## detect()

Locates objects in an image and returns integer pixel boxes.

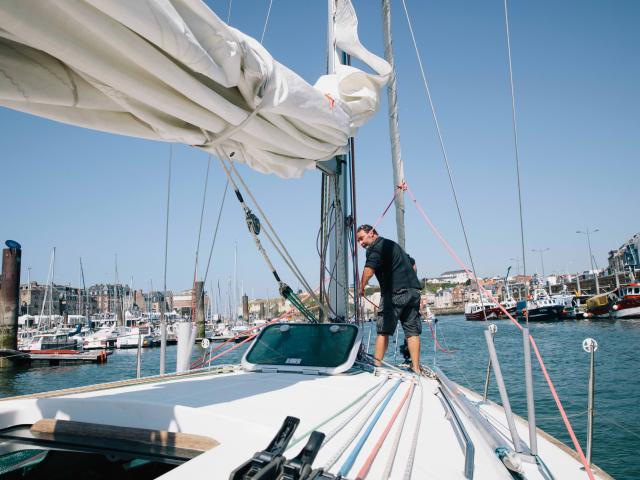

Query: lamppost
[509,257,521,276]
[532,248,550,282]
[577,228,600,294]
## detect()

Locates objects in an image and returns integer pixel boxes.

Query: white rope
[402,378,423,480]
[382,380,415,479]
[260,0,274,44]
[321,378,389,447]
[226,0,232,23]
[503,0,527,280]
[399,0,488,320]
[323,378,396,471]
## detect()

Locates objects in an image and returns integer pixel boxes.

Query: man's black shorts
[376,288,422,337]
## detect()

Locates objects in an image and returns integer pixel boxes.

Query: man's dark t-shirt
[365,236,421,295]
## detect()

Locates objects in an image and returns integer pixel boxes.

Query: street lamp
[532,248,550,281]
[509,257,521,276]
[577,228,600,293]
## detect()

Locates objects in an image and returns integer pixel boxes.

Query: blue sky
[1,0,638,299]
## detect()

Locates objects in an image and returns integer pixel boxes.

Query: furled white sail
[0,0,390,178]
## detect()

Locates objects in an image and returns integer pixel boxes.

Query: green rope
[286,380,384,451]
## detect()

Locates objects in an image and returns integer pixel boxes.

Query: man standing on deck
[356,224,422,373]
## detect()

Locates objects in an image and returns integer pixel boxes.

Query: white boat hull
[613,305,640,319]
[0,366,613,480]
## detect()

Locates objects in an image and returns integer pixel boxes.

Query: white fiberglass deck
[0,366,610,479]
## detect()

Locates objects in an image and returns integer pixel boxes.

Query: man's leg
[406,335,421,373]
[374,334,389,366]
[396,289,423,373]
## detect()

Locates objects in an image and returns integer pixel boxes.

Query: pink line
[404,182,595,479]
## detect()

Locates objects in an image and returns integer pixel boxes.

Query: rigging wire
[226,0,232,23]
[193,155,212,280]
[160,144,173,376]
[503,0,527,282]
[201,179,229,291]
[399,0,488,322]
[260,0,274,44]
[227,161,321,310]
[215,152,319,322]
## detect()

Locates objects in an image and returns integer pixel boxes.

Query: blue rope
[338,379,402,477]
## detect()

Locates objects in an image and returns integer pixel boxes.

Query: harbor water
[1,316,638,479]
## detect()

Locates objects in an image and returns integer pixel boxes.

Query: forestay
[0,0,390,178]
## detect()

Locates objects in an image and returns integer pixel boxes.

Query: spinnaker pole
[382,0,406,249]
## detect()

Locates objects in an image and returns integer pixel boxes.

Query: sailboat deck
[0,366,610,479]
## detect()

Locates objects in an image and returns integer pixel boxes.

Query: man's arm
[360,266,375,296]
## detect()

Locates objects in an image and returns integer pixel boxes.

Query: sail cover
[0,0,389,178]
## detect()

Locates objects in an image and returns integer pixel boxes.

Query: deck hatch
[242,323,361,375]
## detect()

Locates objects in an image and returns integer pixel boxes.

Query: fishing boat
[584,293,613,319]
[524,289,564,322]
[551,292,577,319]
[499,298,518,317]
[611,282,640,318]
[464,300,502,321]
[0,1,612,479]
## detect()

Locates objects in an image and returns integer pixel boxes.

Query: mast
[381,0,406,249]
[318,0,349,321]
[79,258,88,324]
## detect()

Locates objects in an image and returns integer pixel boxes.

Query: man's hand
[360,266,375,298]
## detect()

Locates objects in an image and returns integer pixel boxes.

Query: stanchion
[583,338,598,468]
[483,324,497,401]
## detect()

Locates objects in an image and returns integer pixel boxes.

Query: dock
[0,349,111,365]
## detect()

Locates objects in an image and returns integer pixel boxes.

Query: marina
[0,318,638,479]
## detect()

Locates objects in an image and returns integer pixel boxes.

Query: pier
[0,349,110,365]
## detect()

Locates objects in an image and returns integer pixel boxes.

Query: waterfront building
[434,288,453,309]
[608,232,640,274]
[438,269,470,284]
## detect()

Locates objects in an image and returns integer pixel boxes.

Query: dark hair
[356,224,378,235]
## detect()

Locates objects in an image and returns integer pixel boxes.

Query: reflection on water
[1,316,639,479]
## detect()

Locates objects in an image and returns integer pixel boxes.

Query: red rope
[426,320,458,354]
[404,182,594,479]
[355,382,415,480]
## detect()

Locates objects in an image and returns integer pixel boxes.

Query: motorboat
[115,325,154,349]
[23,333,79,352]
